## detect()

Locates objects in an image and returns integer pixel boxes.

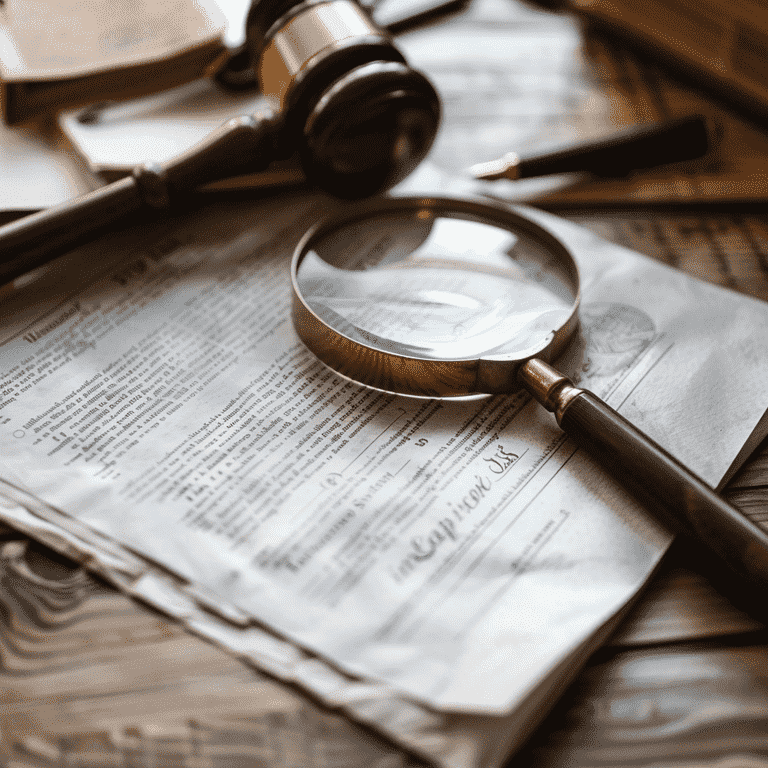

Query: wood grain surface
[3,0,768,763]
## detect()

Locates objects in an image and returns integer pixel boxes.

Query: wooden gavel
[0,0,442,286]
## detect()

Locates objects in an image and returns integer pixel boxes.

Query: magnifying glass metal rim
[291,195,768,607]
[290,195,582,397]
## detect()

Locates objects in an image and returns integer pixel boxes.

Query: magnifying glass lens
[296,208,576,361]
[292,198,768,600]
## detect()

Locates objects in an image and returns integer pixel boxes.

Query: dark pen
[469,115,711,181]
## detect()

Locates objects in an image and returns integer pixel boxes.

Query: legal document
[0,191,767,766]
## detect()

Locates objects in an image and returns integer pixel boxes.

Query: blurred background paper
[58,79,305,190]
[0,118,98,214]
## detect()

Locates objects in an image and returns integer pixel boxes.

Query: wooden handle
[0,177,144,285]
[518,357,768,596]
[0,110,281,286]
[559,390,768,590]
[149,110,280,200]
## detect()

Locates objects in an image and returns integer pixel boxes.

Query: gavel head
[246,0,441,197]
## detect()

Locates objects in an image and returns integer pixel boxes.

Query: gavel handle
[0,179,144,285]
[0,110,280,286]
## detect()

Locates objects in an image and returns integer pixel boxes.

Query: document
[0,119,98,212]
[0,190,767,766]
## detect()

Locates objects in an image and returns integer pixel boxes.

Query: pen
[469,115,711,181]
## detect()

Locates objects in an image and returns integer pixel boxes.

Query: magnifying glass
[291,195,768,595]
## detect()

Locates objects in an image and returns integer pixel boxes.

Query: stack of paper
[0,188,766,767]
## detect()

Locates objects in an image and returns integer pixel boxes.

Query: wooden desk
[2,0,768,764]
[1,203,766,767]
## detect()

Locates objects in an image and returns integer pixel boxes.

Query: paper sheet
[0,188,766,722]
[0,118,99,211]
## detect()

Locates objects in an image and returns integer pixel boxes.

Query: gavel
[0,0,441,286]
